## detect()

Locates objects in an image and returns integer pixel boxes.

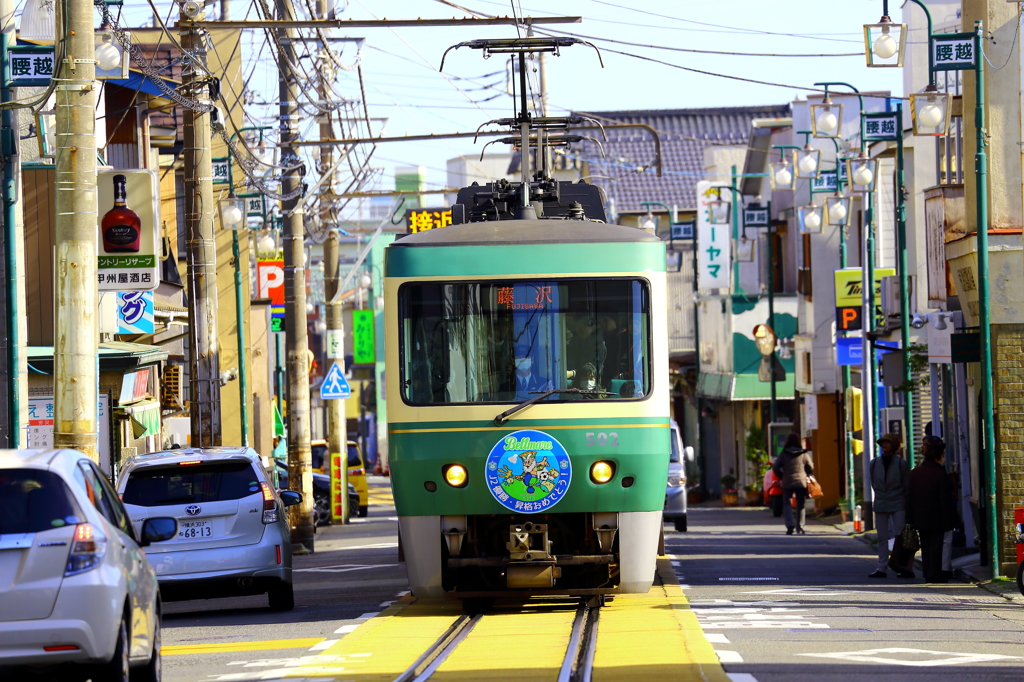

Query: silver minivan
[664,420,694,532]
[117,447,302,611]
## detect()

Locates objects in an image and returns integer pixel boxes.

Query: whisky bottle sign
[96,169,161,292]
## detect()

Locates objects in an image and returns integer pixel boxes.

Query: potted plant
[743,483,761,503]
[720,475,738,506]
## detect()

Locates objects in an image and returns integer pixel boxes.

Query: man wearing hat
[868,433,913,578]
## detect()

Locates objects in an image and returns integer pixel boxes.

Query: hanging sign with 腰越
[695,181,730,290]
[811,170,838,194]
[862,111,901,142]
[743,205,769,228]
[931,32,978,71]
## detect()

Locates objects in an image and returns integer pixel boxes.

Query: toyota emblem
[185,505,201,516]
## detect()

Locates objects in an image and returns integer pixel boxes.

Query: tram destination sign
[406,208,453,233]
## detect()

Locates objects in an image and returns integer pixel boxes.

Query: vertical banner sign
[834,267,896,331]
[257,248,286,331]
[96,169,161,291]
[696,180,731,290]
[352,310,376,364]
[116,291,155,334]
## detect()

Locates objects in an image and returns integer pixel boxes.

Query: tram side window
[399,279,650,404]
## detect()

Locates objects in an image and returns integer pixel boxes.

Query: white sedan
[0,449,177,681]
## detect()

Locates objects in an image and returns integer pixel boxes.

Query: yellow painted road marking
[284,596,462,680]
[432,603,578,681]
[162,638,324,656]
[591,558,730,682]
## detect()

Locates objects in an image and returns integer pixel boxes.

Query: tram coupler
[507,562,561,589]
[507,522,553,560]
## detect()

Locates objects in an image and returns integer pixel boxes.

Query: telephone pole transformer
[52,0,99,458]
[181,5,222,447]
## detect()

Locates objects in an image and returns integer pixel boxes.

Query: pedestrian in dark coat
[772,434,813,535]
[907,437,955,583]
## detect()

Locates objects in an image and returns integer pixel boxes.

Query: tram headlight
[443,464,468,488]
[590,461,615,484]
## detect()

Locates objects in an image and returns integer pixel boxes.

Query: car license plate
[177,520,213,539]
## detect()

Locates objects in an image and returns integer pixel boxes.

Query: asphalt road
[672,506,1024,682]
[31,479,1024,681]
[162,476,405,682]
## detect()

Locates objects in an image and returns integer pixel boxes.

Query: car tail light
[65,524,107,576]
[276,545,282,565]
[178,460,202,466]
[261,482,278,524]
[349,468,364,476]
[44,645,80,652]
[668,474,682,487]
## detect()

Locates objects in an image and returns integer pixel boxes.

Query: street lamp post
[815,81,875,524]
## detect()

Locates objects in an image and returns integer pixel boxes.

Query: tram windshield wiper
[493,389,616,426]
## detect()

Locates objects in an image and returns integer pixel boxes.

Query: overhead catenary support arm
[183,16,582,30]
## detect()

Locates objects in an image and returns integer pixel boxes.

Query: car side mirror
[140,517,178,547]
[280,490,302,507]
[684,446,695,463]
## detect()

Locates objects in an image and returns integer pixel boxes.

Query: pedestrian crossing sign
[320,362,351,400]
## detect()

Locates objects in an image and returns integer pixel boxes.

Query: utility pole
[317,0,348,524]
[52,0,98,458]
[895,102,915,463]
[324,230,348,523]
[182,3,222,447]
[277,0,315,552]
[1,0,25,449]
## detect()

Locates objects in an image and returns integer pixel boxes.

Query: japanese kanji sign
[242,193,266,219]
[696,181,731,291]
[862,112,901,142]
[932,32,978,71]
[670,221,695,239]
[406,208,453,233]
[212,158,230,185]
[352,310,376,365]
[811,170,838,194]
[743,206,769,228]
[97,170,161,292]
[28,395,111,474]
[7,46,54,87]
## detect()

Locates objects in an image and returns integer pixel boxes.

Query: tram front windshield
[400,279,650,404]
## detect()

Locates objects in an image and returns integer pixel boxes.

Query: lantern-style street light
[825,194,852,227]
[219,194,246,231]
[863,14,906,67]
[795,145,821,180]
[847,155,879,193]
[798,204,824,234]
[909,85,952,136]
[708,192,731,225]
[770,158,795,191]
[810,97,843,138]
[734,236,756,263]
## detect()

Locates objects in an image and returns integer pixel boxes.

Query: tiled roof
[572,105,792,213]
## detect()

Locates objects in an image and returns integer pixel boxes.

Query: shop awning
[28,342,168,373]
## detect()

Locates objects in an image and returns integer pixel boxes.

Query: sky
[30,0,908,208]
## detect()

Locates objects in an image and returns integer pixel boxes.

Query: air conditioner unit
[879,276,914,329]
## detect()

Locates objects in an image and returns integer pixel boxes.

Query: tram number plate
[177,521,213,539]
[585,432,619,447]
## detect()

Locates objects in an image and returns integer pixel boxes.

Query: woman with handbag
[772,434,813,535]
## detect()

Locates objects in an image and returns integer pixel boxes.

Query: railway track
[392,598,602,682]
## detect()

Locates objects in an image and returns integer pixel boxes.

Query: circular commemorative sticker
[485,429,571,513]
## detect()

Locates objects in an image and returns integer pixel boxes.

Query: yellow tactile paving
[591,558,730,682]
[432,602,580,681]
[284,596,463,680]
